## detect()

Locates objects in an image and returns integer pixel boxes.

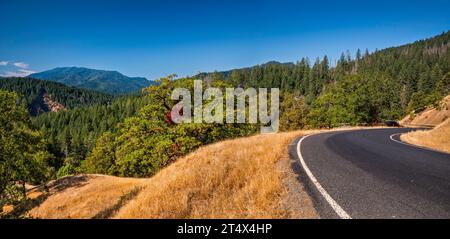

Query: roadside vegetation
[206,32,450,126]
[401,95,450,127]
[1,31,449,217]
[0,90,52,214]
[400,94,449,153]
[113,131,316,219]
[401,117,450,153]
[24,131,317,219]
[27,175,147,219]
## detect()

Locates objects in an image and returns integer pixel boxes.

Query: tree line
[0,77,114,116]
[203,31,450,127]
[1,31,449,216]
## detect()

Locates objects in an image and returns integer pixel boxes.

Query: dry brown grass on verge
[20,127,385,219]
[18,127,388,219]
[24,130,319,219]
[114,131,317,219]
[27,175,147,219]
[401,95,450,127]
[401,118,450,153]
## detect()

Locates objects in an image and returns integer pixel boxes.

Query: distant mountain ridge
[30,67,153,95]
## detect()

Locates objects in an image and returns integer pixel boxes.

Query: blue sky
[0,0,449,80]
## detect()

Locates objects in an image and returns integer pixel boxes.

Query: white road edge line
[296,135,352,219]
[389,133,411,146]
[389,132,450,155]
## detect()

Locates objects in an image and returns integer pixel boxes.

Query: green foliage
[307,74,403,128]
[81,132,117,175]
[0,77,113,115]
[31,94,152,173]
[201,31,450,127]
[56,164,77,179]
[84,76,256,177]
[199,59,331,98]
[0,184,27,208]
[307,79,358,128]
[29,67,153,95]
[2,31,448,191]
[0,90,52,210]
[355,31,450,113]
[436,72,450,96]
[406,90,443,114]
[279,92,309,131]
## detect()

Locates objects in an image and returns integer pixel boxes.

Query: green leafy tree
[84,76,256,177]
[0,90,52,210]
[307,74,394,128]
[279,92,309,131]
[81,132,117,175]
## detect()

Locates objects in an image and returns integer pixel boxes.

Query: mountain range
[30,67,153,95]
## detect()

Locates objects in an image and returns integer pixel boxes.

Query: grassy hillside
[2,32,449,218]
[29,32,450,178]
[21,131,318,219]
[24,175,147,219]
[401,118,450,153]
[400,95,450,153]
[401,95,450,127]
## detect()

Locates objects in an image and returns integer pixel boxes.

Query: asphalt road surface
[290,128,450,219]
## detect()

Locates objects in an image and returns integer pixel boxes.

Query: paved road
[290,128,450,219]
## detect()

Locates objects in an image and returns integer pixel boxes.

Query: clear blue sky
[0,0,449,79]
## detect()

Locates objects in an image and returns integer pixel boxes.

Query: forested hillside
[81,76,256,177]
[0,77,113,115]
[31,76,256,178]
[200,31,450,127]
[2,31,449,216]
[31,94,153,176]
[30,67,153,95]
[24,31,450,178]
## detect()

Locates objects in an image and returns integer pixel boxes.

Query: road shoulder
[279,138,319,218]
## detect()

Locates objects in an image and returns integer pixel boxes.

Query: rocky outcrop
[30,88,65,116]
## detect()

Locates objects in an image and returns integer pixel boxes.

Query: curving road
[290,128,450,219]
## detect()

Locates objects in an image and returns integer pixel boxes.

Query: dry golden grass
[113,130,317,219]
[20,127,384,219]
[27,175,147,219]
[401,118,450,153]
[401,95,450,127]
[23,131,318,219]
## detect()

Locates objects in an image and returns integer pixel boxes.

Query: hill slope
[0,77,113,116]
[401,95,450,127]
[30,67,153,95]
[25,131,317,219]
[31,94,152,164]
[401,118,450,153]
[199,31,450,123]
